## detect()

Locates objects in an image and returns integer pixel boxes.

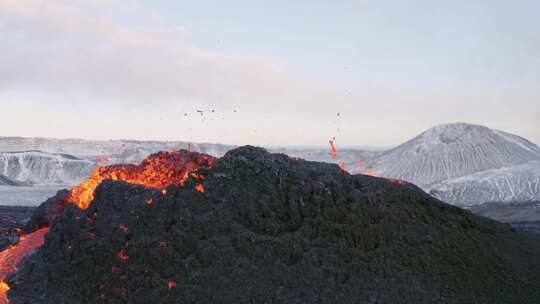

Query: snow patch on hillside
[0,151,94,186]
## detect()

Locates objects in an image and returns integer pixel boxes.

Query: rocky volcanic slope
[0,151,94,186]
[7,147,540,304]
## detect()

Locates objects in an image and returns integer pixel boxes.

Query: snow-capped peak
[363,123,540,187]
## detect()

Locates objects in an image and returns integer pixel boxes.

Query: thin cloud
[0,0,538,146]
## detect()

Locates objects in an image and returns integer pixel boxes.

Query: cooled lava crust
[7,146,540,303]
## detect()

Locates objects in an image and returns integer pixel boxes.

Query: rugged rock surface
[7,146,540,303]
[22,190,71,233]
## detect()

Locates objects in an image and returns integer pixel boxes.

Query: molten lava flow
[69,151,215,209]
[0,282,9,304]
[0,151,215,303]
[0,228,48,304]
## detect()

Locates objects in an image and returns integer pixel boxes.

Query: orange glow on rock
[68,151,215,209]
[0,228,48,304]
[119,225,128,233]
[191,172,205,179]
[0,282,10,304]
[117,248,129,261]
[0,151,215,303]
[195,184,205,193]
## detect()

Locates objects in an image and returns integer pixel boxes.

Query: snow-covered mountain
[0,151,94,186]
[0,136,381,166]
[428,161,540,206]
[360,123,540,187]
[0,137,234,164]
[353,123,540,206]
[0,175,30,186]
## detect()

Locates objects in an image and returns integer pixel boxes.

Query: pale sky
[0,0,539,147]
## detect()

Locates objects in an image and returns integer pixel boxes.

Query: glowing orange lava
[0,150,215,303]
[329,137,338,160]
[68,151,215,209]
[0,282,9,304]
[195,184,205,193]
[0,228,48,304]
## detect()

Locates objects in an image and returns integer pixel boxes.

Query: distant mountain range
[1,123,539,208]
[0,137,380,186]
[354,123,540,206]
[0,137,234,164]
[0,151,94,186]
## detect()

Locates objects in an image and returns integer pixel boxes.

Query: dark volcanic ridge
[6,146,540,304]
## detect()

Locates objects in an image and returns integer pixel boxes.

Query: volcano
[0,150,215,304]
[2,146,540,303]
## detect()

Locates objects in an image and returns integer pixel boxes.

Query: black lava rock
[7,146,540,303]
[23,189,70,233]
